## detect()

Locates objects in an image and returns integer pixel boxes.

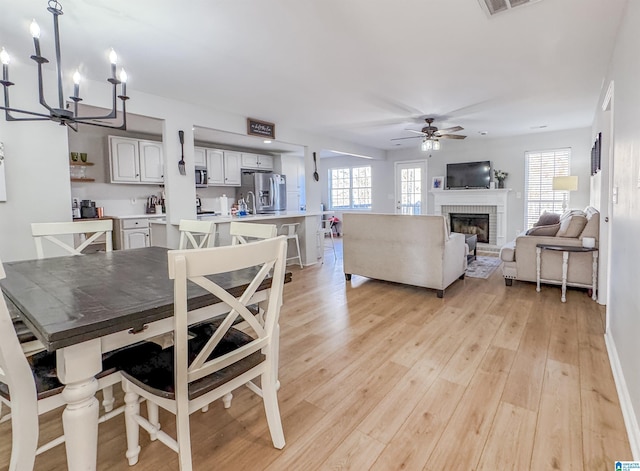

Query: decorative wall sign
[247,118,275,139]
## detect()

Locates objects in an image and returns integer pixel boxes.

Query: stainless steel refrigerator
[239,171,287,213]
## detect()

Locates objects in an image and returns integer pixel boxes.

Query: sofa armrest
[443,232,467,286]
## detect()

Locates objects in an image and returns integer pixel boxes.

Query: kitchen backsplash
[72,182,237,216]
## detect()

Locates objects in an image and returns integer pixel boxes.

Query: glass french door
[395,161,426,215]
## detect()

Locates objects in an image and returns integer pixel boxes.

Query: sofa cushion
[560,209,586,221]
[535,211,561,227]
[556,215,588,237]
[526,223,561,236]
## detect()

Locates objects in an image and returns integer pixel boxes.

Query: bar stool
[279,223,303,268]
[318,219,336,263]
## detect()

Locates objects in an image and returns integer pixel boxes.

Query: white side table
[536,244,598,303]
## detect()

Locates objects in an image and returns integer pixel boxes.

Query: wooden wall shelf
[69,161,94,166]
[70,178,96,182]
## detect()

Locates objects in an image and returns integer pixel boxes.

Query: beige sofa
[342,213,467,298]
[500,206,600,287]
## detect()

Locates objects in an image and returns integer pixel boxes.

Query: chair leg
[222,392,233,409]
[123,381,141,466]
[294,236,303,268]
[102,384,115,413]
[261,368,285,449]
[176,405,193,471]
[147,401,160,441]
[329,231,336,260]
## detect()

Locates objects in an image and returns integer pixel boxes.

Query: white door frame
[602,81,614,329]
[394,160,427,215]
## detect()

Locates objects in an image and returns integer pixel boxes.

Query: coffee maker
[80,200,97,218]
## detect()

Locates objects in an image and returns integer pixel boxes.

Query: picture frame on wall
[432,176,444,190]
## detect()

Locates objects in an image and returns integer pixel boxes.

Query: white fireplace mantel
[431,189,510,246]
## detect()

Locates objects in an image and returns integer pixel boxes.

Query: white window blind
[329,166,372,210]
[524,148,570,228]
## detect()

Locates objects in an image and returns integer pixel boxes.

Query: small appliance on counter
[80,200,97,218]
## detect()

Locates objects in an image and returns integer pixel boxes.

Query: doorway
[394,161,427,215]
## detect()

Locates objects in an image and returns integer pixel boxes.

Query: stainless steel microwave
[195,166,208,188]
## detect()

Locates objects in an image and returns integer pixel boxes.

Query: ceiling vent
[478,0,542,16]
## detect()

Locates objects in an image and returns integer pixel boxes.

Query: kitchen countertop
[110,214,166,219]
[110,211,320,226]
[197,210,320,223]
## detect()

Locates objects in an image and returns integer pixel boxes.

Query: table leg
[56,340,103,471]
[561,251,569,303]
[536,247,541,292]
[592,251,598,301]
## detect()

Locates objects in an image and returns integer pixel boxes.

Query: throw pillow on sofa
[535,211,561,227]
[556,215,588,237]
[526,223,561,236]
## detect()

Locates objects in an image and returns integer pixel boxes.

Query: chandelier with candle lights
[0,0,129,131]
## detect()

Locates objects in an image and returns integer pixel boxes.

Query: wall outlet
[516,192,522,199]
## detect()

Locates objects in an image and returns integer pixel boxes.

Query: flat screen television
[446,161,491,189]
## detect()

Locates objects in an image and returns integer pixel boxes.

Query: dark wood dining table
[0,246,291,471]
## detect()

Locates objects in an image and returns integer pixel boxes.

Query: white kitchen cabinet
[241,153,273,170]
[281,155,306,210]
[124,229,150,249]
[207,149,241,186]
[114,217,152,250]
[194,147,207,167]
[139,141,164,183]
[109,136,164,184]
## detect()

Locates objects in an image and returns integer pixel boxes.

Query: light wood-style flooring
[0,239,633,470]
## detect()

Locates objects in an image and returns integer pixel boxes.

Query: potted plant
[494,169,508,188]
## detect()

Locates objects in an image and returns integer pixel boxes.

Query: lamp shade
[552,176,578,191]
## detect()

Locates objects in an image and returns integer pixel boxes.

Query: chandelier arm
[52,9,65,110]
[2,106,52,120]
[35,62,54,113]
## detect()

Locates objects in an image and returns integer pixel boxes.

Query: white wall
[319,128,592,240]
[596,0,640,458]
[0,66,73,262]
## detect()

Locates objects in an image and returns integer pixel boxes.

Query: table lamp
[553,176,578,211]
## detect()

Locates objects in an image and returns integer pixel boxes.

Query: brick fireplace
[431,189,509,247]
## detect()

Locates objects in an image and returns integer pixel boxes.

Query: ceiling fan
[391,117,467,143]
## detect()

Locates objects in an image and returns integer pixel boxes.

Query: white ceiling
[1,0,627,153]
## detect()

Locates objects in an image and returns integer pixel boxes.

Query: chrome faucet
[247,191,257,215]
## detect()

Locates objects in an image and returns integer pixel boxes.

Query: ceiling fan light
[433,140,441,150]
[421,139,428,152]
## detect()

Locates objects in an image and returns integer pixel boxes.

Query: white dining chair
[178,219,216,249]
[230,221,277,245]
[30,219,119,411]
[120,237,288,470]
[31,220,113,259]
[278,223,303,268]
[318,219,336,262]
[0,259,160,468]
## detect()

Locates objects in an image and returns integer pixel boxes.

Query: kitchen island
[149,211,323,265]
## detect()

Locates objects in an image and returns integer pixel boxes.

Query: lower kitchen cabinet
[113,217,152,250]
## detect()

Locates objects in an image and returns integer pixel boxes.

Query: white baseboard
[605,330,640,460]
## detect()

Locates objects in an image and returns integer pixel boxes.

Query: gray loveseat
[500,206,600,287]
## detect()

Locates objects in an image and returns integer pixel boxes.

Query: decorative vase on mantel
[497,179,505,189]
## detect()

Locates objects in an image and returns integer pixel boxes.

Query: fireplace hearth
[450,213,490,243]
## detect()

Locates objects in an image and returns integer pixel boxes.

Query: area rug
[466,255,501,279]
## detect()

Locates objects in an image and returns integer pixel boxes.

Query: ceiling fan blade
[390,135,423,141]
[436,126,464,134]
[405,129,427,135]
[439,134,467,140]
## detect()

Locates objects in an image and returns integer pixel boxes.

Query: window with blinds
[524,148,570,228]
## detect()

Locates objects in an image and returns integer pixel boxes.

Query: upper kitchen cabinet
[109,136,164,184]
[194,147,207,167]
[207,149,241,186]
[241,153,273,170]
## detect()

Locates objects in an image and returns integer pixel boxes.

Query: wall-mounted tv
[446,161,491,189]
